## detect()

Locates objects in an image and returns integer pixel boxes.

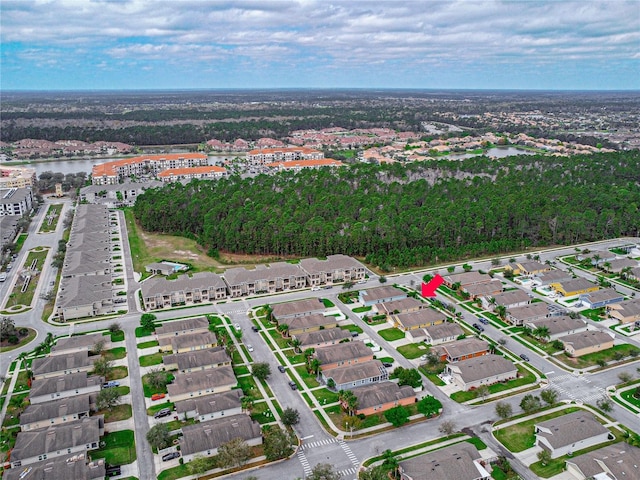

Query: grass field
[91,430,136,465]
[397,342,429,359]
[5,248,49,307]
[100,404,133,423]
[137,340,159,349]
[139,352,164,367]
[39,204,63,233]
[378,327,405,341]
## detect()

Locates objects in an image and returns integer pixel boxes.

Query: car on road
[162,452,180,461]
[519,353,530,362]
[323,285,333,290]
[0,273,6,282]
[311,286,321,291]
[472,323,485,332]
[102,381,120,388]
[151,393,166,401]
[49,281,55,286]
[154,408,172,419]
[277,365,286,373]
[478,317,489,325]
[251,325,259,332]
[234,323,241,330]
[289,381,298,390]
[246,344,254,352]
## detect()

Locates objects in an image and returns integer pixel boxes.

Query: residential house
[392,309,446,332]
[141,272,228,310]
[506,303,551,326]
[535,411,612,459]
[525,316,588,341]
[155,316,210,340]
[175,389,243,422]
[321,360,388,391]
[607,298,640,324]
[265,158,344,171]
[534,270,573,287]
[482,290,530,311]
[223,262,307,297]
[422,323,464,345]
[92,153,209,185]
[292,328,351,349]
[4,454,105,480]
[246,146,324,165]
[180,414,262,463]
[442,271,492,289]
[286,313,337,336]
[561,331,614,357]
[359,286,407,306]
[575,250,616,266]
[505,261,551,276]
[578,288,625,309]
[10,416,104,468]
[166,366,236,403]
[163,347,231,373]
[350,382,416,416]
[271,298,325,319]
[79,181,162,206]
[157,165,227,182]
[629,266,640,281]
[435,338,489,363]
[445,354,517,390]
[159,331,217,354]
[31,352,95,380]
[398,442,490,480]
[376,297,422,317]
[565,443,640,480]
[20,394,91,431]
[315,341,373,371]
[50,333,108,357]
[55,275,115,321]
[603,258,638,274]
[463,280,504,299]
[0,187,34,216]
[0,215,19,249]
[299,254,366,286]
[29,372,102,404]
[551,278,599,297]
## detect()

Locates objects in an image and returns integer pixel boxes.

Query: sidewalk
[0,359,22,427]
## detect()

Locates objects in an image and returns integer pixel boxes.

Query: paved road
[1,227,638,480]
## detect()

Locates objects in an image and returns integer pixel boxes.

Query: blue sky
[2,0,639,91]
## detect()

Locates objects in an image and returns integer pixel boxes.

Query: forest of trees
[133,151,640,269]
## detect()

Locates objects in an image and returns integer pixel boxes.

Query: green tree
[495,402,513,419]
[281,407,300,427]
[146,368,170,390]
[308,463,341,480]
[393,367,422,388]
[438,420,456,436]
[384,405,409,427]
[338,390,358,416]
[263,425,293,461]
[597,398,613,413]
[187,455,212,479]
[416,396,442,417]
[252,362,271,381]
[217,437,252,469]
[96,388,121,411]
[520,394,542,413]
[475,385,490,401]
[540,389,558,405]
[140,313,157,331]
[92,357,113,377]
[146,423,171,450]
[537,449,551,466]
[91,338,106,355]
[109,322,121,334]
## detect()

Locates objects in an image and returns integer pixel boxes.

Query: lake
[444,146,537,160]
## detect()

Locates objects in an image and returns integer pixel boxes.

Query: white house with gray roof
[525,316,588,340]
[159,331,217,354]
[163,347,231,373]
[398,442,490,480]
[175,389,243,421]
[55,275,115,321]
[271,298,325,319]
[50,333,107,357]
[4,454,105,480]
[10,416,104,468]
[299,254,366,286]
[167,366,236,402]
[31,352,96,380]
[155,316,209,339]
[20,394,92,431]
[141,272,228,310]
[445,354,517,390]
[565,443,640,480]
[29,372,102,404]
[535,411,612,458]
[180,414,262,462]
[292,327,351,348]
[321,360,388,391]
[223,262,307,297]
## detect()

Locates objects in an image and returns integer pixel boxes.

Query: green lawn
[581,307,606,322]
[106,366,128,381]
[378,327,405,341]
[5,248,49,307]
[142,372,174,397]
[110,330,125,342]
[397,342,429,359]
[321,298,335,308]
[157,465,190,480]
[103,347,127,361]
[295,365,320,388]
[494,407,580,452]
[251,401,276,424]
[91,430,136,465]
[557,344,640,369]
[14,233,28,253]
[137,340,159,349]
[311,388,340,404]
[621,388,640,409]
[146,401,174,416]
[353,306,372,313]
[340,324,363,334]
[135,326,155,338]
[39,204,63,233]
[233,365,251,376]
[139,352,164,367]
[237,376,261,399]
[100,404,133,423]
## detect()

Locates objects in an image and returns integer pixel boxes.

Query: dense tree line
[134,151,640,269]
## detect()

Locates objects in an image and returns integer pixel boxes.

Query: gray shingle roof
[180,414,261,456]
[537,270,573,284]
[271,298,325,318]
[223,262,304,286]
[439,338,489,359]
[159,331,217,352]
[360,286,406,303]
[163,347,230,371]
[156,316,209,336]
[525,316,586,336]
[490,289,530,306]
[12,416,103,462]
[167,366,236,397]
[560,330,614,350]
[51,333,105,355]
[399,442,484,480]
[298,254,365,274]
[20,394,91,426]
[325,360,386,385]
[395,309,445,329]
[463,279,504,296]
[31,352,95,377]
[581,288,623,304]
[423,322,464,341]
[294,327,351,346]
[3,455,105,480]
[377,297,424,314]
[443,271,491,287]
[507,302,550,321]
[315,341,372,365]
[141,272,227,298]
[609,298,640,317]
[30,373,102,398]
[535,411,609,449]
[175,389,243,415]
[555,278,598,293]
[351,381,415,410]
[566,443,640,479]
[449,354,516,383]
[57,275,113,309]
[287,313,336,331]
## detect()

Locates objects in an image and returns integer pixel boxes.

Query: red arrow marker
[421,274,444,297]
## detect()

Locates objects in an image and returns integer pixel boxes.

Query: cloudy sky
[2,0,639,91]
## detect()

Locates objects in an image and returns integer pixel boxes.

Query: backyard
[90,430,136,465]
[377,327,405,341]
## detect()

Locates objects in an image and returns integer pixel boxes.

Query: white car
[247,344,254,352]
[234,323,241,330]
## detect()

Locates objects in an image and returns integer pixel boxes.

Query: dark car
[278,365,286,373]
[478,317,489,325]
[350,332,359,337]
[105,466,122,477]
[289,381,298,390]
[251,325,259,332]
[382,362,393,368]
[472,323,485,332]
[154,408,172,419]
[162,452,180,461]
[519,353,530,362]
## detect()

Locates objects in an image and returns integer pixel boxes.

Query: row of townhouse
[78,181,162,206]
[91,153,209,185]
[245,146,324,165]
[141,254,366,310]
[145,317,263,465]
[6,334,112,478]
[0,187,34,216]
[54,204,121,321]
[0,165,37,188]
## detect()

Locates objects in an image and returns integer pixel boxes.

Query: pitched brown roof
[180,414,261,456]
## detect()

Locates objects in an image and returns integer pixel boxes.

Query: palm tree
[241,396,254,414]
[290,338,302,352]
[381,449,400,479]
[533,325,550,343]
[496,305,507,320]
[338,390,358,416]
[277,324,289,337]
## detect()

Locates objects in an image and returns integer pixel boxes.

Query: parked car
[311,286,321,291]
[289,381,298,390]
[277,365,286,373]
[519,353,530,362]
[478,317,489,325]
[154,408,172,419]
[162,452,180,461]
[151,393,165,401]
[105,466,122,477]
[234,323,241,330]
[472,323,485,332]
[246,344,254,352]
[0,273,6,282]
[419,354,428,361]
[350,332,359,337]
[102,381,120,388]
[251,325,259,332]
[382,362,393,368]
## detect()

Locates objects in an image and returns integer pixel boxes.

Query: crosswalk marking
[296,449,312,475]
[339,466,358,478]
[300,438,338,450]
[339,440,360,468]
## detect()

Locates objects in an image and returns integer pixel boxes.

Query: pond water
[444,146,537,160]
